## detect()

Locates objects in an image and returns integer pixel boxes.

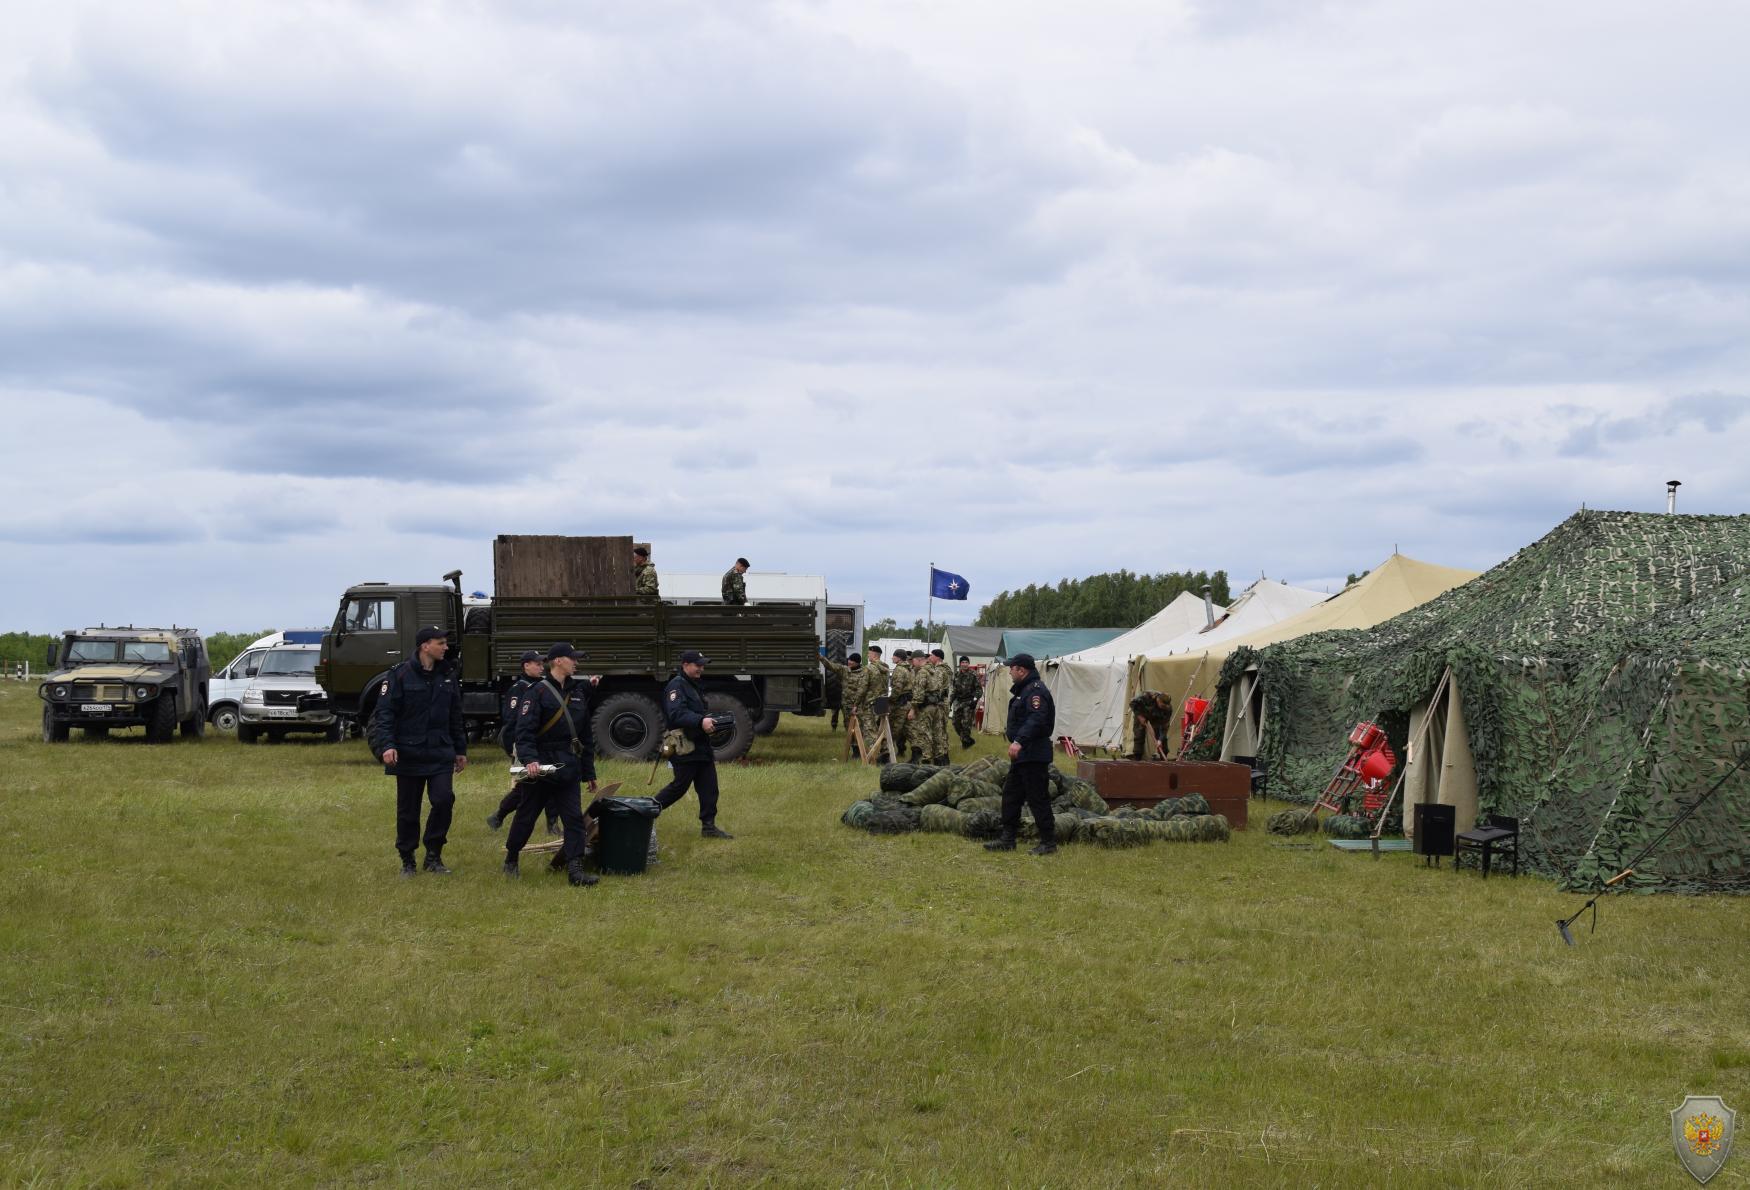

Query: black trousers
[505,766,588,862]
[1000,760,1055,842]
[495,784,559,828]
[656,759,720,824]
[396,770,455,857]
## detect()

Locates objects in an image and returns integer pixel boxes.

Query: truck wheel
[42,707,69,743]
[753,706,780,736]
[237,722,259,744]
[209,704,240,733]
[85,726,110,739]
[181,701,206,738]
[706,692,755,762]
[145,696,177,743]
[591,691,663,761]
[323,722,343,743]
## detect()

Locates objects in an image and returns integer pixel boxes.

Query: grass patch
[0,683,1747,1185]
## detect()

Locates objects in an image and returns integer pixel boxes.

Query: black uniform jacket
[1005,669,1056,765]
[370,659,467,776]
[662,671,714,762]
[514,677,597,781]
[499,675,538,755]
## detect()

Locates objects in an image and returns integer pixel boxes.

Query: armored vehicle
[39,626,211,743]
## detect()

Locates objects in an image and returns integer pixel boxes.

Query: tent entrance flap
[1404,675,1479,834]
[1221,666,1265,762]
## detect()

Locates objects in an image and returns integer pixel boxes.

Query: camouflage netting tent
[1187,511,1750,892]
[841,759,1232,848]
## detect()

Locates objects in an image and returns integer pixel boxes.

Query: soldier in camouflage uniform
[860,645,891,761]
[912,648,952,765]
[721,558,749,604]
[889,649,915,761]
[819,652,867,754]
[633,546,659,597]
[1128,690,1174,760]
[950,655,982,749]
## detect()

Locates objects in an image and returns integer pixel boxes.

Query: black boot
[1029,840,1059,856]
[549,851,567,872]
[503,856,520,879]
[701,822,735,840]
[936,754,950,767]
[984,834,1017,852]
[567,858,599,887]
[546,815,561,837]
[398,853,417,878]
[960,735,975,749]
[485,811,503,830]
[423,852,452,875]
[909,748,923,764]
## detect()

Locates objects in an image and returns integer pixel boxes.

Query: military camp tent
[1140,555,1478,759]
[1043,592,1224,749]
[977,628,1127,735]
[941,626,1005,666]
[1189,511,1750,891]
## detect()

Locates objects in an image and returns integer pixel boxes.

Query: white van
[207,630,326,732]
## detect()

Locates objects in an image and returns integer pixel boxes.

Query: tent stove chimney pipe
[1666,479,1681,514]
[1201,583,1215,628]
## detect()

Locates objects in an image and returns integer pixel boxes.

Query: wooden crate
[1074,759,1250,829]
[493,535,634,598]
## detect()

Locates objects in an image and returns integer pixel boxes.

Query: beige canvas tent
[1042,592,1222,748]
[1140,555,1479,757]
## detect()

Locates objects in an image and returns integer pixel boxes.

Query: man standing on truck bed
[656,650,734,839]
[633,545,660,596]
[371,625,468,878]
[721,558,749,604]
[509,643,599,887]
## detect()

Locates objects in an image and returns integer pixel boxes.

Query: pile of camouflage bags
[841,758,1231,848]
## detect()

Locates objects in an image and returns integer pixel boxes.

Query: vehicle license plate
[265,708,298,718]
[81,704,112,713]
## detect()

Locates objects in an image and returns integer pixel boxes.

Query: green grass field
[1,682,1747,1187]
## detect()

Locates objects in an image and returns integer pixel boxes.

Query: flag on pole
[930,567,970,601]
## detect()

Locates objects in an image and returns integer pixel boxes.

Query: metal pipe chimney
[1667,479,1682,514]
[1202,583,1215,627]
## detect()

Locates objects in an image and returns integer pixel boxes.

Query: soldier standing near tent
[890,649,916,761]
[1129,690,1175,760]
[860,645,890,761]
[986,653,1057,856]
[913,648,952,765]
[951,655,982,749]
[633,545,659,596]
[721,558,749,604]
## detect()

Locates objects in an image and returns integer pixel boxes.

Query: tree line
[973,569,1232,629]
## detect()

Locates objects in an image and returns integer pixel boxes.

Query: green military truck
[39,626,211,743]
[314,571,824,761]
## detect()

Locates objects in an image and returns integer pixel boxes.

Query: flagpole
[927,562,934,647]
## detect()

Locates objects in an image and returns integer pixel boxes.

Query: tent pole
[1369,665,1453,855]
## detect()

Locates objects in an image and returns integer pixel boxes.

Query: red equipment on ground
[1314,721,1399,815]
[1179,696,1211,753]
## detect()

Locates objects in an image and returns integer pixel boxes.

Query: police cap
[519,650,542,664]
[1007,653,1036,670]
[415,625,447,645]
[546,642,584,661]
[679,649,710,666]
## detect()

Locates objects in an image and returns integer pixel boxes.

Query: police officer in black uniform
[370,624,468,877]
[655,650,734,839]
[508,643,599,886]
[486,651,558,835]
[986,653,1057,856]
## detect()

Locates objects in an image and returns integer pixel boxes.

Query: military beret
[931,648,945,659]
[633,545,650,558]
[958,655,971,664]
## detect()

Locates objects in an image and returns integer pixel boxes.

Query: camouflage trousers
[951,702,976,743]
[890,706,912,755]
[912,705,949,760]
[1131,715,1171,759]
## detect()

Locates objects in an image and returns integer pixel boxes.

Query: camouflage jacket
[951,667,982,706]
[633,563,660,597]
[917,663,950,707]
[865,660,890,700]
[824,658,868,708]
[889,663,914,706]
[722,568,747,604]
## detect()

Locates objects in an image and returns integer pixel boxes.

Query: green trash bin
[588,795,662,875]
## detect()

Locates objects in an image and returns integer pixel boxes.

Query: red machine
[1314,721,1398,815]
[1179,696,1211,753]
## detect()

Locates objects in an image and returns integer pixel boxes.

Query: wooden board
[494,535,635,598]
[1075,759,1251,828]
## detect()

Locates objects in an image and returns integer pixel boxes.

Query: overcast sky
[3,0,1747,635]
